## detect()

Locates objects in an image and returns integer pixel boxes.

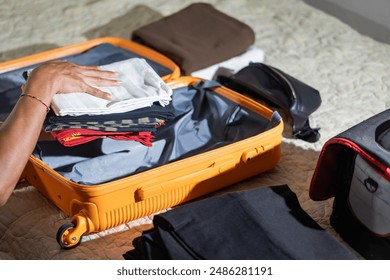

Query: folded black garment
[123,185,357,260]
[215,63,321,143]
[132,3,255,75]
[44,102,175,132]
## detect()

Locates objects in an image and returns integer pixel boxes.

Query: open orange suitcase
[0,37,283,249]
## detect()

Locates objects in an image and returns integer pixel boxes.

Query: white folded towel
[191,46,265,80]
[51,58,172,116]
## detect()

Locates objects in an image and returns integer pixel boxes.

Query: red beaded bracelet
[20,93,50,113]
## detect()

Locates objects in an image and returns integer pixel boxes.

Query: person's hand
[23,60,121,101]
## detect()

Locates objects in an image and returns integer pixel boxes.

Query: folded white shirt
[51,58,172,116]
[191,46,265,80]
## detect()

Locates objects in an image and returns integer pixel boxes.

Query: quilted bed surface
[0,0,389,259]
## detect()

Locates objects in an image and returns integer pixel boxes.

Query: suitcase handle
[241,144,276,163]
[340,109,390,167]
[136,157,236,201]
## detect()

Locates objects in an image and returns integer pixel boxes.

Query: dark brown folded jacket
[132,3,255,75]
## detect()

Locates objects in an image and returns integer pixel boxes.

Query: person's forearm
[0,60,119,206]
[0,92,48,206]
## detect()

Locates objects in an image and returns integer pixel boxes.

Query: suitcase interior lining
[33,84,277,185]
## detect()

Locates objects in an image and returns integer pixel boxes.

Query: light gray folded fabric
[191,46,264,80]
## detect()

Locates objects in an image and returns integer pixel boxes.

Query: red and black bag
[310,109,390,259]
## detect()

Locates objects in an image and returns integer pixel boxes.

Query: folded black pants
[123,185,357,260]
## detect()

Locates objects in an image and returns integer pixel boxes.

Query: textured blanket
[0,0,389,259]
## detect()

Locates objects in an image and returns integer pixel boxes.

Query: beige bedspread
[0,0,389,259]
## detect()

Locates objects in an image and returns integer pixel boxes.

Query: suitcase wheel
[56,222,82,249]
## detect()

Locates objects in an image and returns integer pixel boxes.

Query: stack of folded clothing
[43,58,174,147]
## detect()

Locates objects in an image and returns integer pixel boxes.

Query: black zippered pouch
[215,63,321,142]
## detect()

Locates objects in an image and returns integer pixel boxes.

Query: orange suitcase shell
[0,38,283,249]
